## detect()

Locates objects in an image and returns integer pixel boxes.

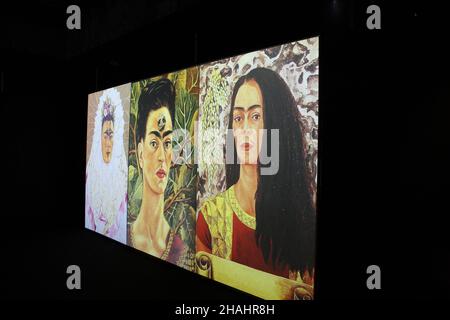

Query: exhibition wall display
[85,36,318,300]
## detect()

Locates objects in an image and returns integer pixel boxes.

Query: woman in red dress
[196,68,316,286]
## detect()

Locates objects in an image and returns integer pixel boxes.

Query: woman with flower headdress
[85,87,128,244]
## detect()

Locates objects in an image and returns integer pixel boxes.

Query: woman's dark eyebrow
[149,130,161,138]
[162,130,173,138]
[148,130,173,138]
[233,104,261,111]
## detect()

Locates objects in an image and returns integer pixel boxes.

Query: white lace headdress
[85,87,128,233]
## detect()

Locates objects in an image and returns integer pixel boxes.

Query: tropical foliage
[127,68,199,251]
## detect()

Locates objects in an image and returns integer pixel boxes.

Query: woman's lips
[240,142,253,152]
[156,168,166,179]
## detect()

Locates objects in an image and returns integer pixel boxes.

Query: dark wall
[1,0,449,300]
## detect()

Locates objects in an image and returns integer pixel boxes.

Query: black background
[1,0,449,302]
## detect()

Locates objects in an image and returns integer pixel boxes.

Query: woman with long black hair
[196,67,316,285]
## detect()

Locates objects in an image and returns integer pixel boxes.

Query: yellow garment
[199,185,245,260]
[199,185,304,283]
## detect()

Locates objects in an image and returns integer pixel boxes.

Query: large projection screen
[85,36,318,300]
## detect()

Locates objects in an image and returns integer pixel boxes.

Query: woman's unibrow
[233,104,261,112]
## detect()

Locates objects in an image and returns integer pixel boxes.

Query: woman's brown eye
[234,115,242,122]
[150,141,158,148]
[252,113,261,121]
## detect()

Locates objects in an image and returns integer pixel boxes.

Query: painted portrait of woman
[127,74,198,271]
[196,67,316,289]
[85,86,129,244]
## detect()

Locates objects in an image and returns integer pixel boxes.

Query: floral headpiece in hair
[102,98,115,120]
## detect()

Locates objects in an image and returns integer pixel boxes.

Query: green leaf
[128,165,136,182]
